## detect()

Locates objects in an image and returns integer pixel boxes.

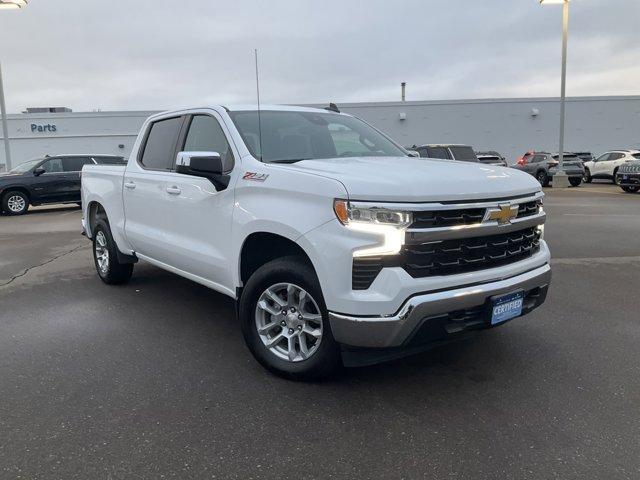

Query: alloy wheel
[7,195,26,213]
[95,231,110,274]
[255,282,323,362]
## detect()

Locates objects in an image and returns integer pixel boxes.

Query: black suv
[0,155,125,215]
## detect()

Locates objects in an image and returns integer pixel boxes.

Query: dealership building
[1,95,639,171]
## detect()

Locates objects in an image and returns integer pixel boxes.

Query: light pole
[0,0,28,172]
[540,0,571,188]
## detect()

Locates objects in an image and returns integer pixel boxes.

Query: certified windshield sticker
[243,172,269,182]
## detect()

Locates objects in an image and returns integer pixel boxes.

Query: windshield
[228,110,406,163]
[9,158,42,173]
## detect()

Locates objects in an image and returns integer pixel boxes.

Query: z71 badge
[242,172,269,182]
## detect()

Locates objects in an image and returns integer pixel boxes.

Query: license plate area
[490,290,524,325]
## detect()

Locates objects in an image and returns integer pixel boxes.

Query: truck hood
[277,156,541,202]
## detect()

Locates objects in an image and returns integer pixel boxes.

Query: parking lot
[1,182,639,479]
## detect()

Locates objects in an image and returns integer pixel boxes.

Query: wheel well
[240,232,313,285]
[87,201,107,234]
[2,187,31,203]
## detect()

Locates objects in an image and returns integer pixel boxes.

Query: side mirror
[406,150,420,158]
[33,167,46,176]
[175,151,230,190]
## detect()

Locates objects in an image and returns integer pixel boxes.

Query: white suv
[583,150,640,184]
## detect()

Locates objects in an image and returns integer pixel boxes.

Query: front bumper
[616,173,640,187]
[329,263,551,349]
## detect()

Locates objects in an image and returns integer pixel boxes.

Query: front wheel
[92,219,134,285]
[569,177,582,187]
[583,168,592,183]
[622,186,640,193]
[2,190,29,215]
[613,168,620,185]
[239,256,341,380]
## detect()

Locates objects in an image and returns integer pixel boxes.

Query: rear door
[122,115,186,261]
[61,156,94,201]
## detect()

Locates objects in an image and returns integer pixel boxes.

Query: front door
[157,113,237,293]
[30,157,71,203]
[591,153,610,177]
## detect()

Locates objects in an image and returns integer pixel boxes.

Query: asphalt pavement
[1,182,639,479]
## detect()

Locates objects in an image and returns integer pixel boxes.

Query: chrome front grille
[351,192,546,290]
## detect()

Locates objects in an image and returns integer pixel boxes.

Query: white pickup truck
[81,105,551,379]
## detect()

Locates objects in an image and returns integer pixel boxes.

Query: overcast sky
[1,0,638,113]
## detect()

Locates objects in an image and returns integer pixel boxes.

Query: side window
[595,153,610,162]
[140,116,184,170]
[610,153,624,161]
[417,147,428,158]
[40,158,64,173]
[183,115,234,167]
[426,146,450,159]
[531,155,543,163]
[62,157,93,172]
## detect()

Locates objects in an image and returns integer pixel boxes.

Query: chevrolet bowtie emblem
[485,204,519,225]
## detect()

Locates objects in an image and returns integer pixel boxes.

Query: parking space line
[562,213,640,217]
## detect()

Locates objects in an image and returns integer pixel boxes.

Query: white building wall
[0,111,157,170]
[2,96,639,170]
[326,96,640,163]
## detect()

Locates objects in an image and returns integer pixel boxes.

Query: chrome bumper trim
[329,263,551,348]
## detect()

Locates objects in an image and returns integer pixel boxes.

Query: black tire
[2,190,29,215]
[613,168,620,185]
[536,170,549,187]
[622,186,640,193]
[92,219,134,285]
[569,177,582,187]
[584,168,592,183]
[239,256,342,380]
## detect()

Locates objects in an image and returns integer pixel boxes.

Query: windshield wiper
[269,158,312,164]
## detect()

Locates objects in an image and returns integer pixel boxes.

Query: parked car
[476,151,508,167]
[0,155,125,215]
[81,105,550,379]
[572,151,593,163]
[616,160,640,193]
[583,150,640,184]
[512,151,584,187]
[415,144,479,162]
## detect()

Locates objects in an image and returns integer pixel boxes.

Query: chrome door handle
[124,181,136,189]
[166,186,181,195]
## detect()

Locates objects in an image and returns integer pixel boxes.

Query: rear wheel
[583,168,592,183]
[613,168,620,185]
[92,219,134,284]
[622,186,639,193]
[2,190,29,215]
[569,177,582,187]
[536,170,549,187]
[239,256,341,380]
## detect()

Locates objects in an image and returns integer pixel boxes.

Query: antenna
[254,49,263,162]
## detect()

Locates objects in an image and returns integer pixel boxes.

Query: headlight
[333,200,412,257]
[333,200,412,227]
